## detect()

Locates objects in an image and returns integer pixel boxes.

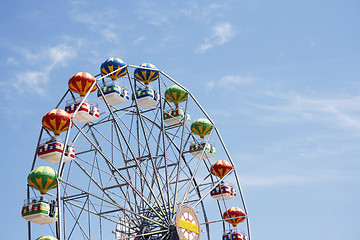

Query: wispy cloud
[181,2,228,21]
[206,3,228,13]
[6,57,18,65]
[208,82,360,133]
[207,75,256,90]
[140,10,168,26]
[70,0,87,5]
[133,36,145,45]
[4,41,79,96]
[240,170,355,187]
[135,0,169,27]
[248,92,360,130]
[13,71,49,95]
[100,29,118,42]
[70,10,122,42]
[196,22,236,53]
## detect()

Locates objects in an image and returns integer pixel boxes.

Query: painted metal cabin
[65,98,99,124]
[37,137,74,164]
[163,108,191,126]
[210,183,237,201]
[132,87,160,108]
[21,197,58,225]
[222,231,248,240]
[97,81,130,106]
[189,142,216,159]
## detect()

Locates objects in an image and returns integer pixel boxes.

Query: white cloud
[133,36,145,44]
[48,44,75,65]
[207,75,256,90]
[143,10,168,26]
[196,22,236,53]
[160,34,174,47]
[6,57,18,65]
[71,0,87,5]
[70,10,121,42]
[100,29,118,42]
[206,81,215,91]
[19,48,41,62]
[6,41,78,96]
[13,71,49,96]
[181,2,228,21]
[213,22,236,44]
[135,0,168,26]
[241,174,311,187]
[240,170,354,187]
[196,43,213,54]
[219,75,257,88]
[245,91,360,130]
[208,3,227,11]
[71,12,97,26]
[325,106,360,129]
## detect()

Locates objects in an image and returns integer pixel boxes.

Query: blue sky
[1,0,360,239]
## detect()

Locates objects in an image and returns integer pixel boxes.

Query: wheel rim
[26,64,251,240]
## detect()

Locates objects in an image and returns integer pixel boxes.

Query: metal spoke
[72,122,166,222]
[25,65,250,240]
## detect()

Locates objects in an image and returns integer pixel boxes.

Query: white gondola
[210,182,236,200]
[21,197,57,225]
[37,137,75,164]
[189,142,216,159]
[163,108,191,126]
[222,230,244,240]
[65,98,99,124]
[97,81,130,106]
[132,87,159,108]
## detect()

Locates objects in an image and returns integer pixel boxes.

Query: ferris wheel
[22,58,251,240]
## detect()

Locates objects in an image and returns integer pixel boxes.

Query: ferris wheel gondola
[97,58,130,106]
[22,59,251,240]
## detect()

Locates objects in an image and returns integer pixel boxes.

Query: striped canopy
[164,85,188,106]
[42,109,71,136]
[28,166,58,195]
[210,160,233,179]
[223,207,246,227]
[134,63,159,84]
[100,57,127,80]
[68,72,97,97]
[191,118,213,138]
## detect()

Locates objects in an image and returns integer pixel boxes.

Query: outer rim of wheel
[25,64,251,240]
